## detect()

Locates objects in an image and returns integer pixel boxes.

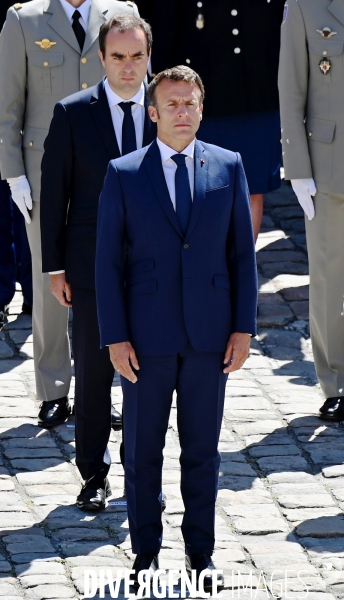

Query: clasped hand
[223,332,251,374]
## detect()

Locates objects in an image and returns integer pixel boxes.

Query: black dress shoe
[76,476,111,511]
[38,397,71,428]
[319,397,344,421]
[185,553,224,591]
[131,553,159,589]
[0,305,9,328]
[111,407,122,430]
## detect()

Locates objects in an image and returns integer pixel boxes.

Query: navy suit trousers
[121,342,228,555]
[72,287,114,480]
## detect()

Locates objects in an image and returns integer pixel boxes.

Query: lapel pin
[316,27,337,38]
[200,159,205,165]
[35,39,57,50]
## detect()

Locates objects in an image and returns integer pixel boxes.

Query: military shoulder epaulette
[126,1,135,6]
[13,3,22,9]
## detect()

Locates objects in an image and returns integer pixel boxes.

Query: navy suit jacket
[96,139,257,356]
[40,78,156,289]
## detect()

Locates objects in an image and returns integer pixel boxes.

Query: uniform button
[29,141,33,147]
[232,28,239,35]
[183,244,190,249]
[43,61,49,66]
[197,1,202,5]
[81,83,88,89]
[309,132,312,137]
[231,9,238,15]
[81,57,87,64]
[234,47,241,54]
[186,58,191,64]
[323,50,328,56]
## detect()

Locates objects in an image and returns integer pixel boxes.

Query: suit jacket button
[183,244,190,249]
[81,83,88,89]
[81,57,87,64]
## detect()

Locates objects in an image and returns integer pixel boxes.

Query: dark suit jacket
[136,0,285,116]
[40,79,156,289]
[96,139,257,356]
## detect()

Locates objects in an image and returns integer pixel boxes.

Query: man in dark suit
[96,66,257,589]
[40,15,156,510]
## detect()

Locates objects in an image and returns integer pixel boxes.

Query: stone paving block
[290,301,309,320]
[5,438,57,449]
[5,448,63,460]
[32,496,76,506]
[257,304,294,327]
[297,516,344,538]
[0,425,49,439]
[19,575,69,588]
[225,409,279,421]
[25,484,79,497]
[218,489,273,505]
[11,554,59,564]
[0,583,21,596]
[249,552,308,569]
[16,562,66,576]
[16,472,75,485]
[60,542,117,558]
[218,476,263,492]
[55,527,109,541]
[242,539,304,555]
[282,508,341,522]
[270,483,329,496]
[25,584,76,598]
[267,472,317,484]
[0,341,14,359]
[232,420,283,436]
[224,504,281,518]
[323,465,344,478]
[232,517,289,534]
[11,459,70,471]
[245,434,294,447]
[278,494,335,508]
[256,456,311,473]
[249,444,302,459]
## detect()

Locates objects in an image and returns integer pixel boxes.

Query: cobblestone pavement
[0,182,343,600]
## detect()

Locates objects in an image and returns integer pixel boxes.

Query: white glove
[291,178,317,221]
[7,175,33,224]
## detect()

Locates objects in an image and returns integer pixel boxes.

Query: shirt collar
[156,137,196,163]
[59,0,91,24]
[104,79,145,108]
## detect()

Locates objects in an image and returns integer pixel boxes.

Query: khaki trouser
[25,200,71,401]
[305,191,344,399]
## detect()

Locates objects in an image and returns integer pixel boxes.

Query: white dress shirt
[104,79,145,155]
[59,0,91,31]
[156,137,195,210]
[49,79,145,274]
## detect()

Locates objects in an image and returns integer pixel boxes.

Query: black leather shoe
[76,476,111,511]
[38,397,71,428]
[131,553,159,589]
[185,553,224,592]
[319,397,344,421]
[111,407,122,430]
[0,305,9,328]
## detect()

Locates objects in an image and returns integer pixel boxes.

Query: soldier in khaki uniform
[279,0,344,420]
[0,0,138,426]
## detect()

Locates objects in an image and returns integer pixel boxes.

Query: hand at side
[50,273,72,307]
[223,332,251,373]
[109,342,140,383]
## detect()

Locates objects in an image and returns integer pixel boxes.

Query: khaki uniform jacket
[0,0,139,200]
[278,0,344,193]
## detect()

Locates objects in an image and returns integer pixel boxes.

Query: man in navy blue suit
[96,66,257,589]
[40,15,156,511]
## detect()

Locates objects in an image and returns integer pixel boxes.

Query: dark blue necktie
[118,101,137,156]
[171,154,192,235]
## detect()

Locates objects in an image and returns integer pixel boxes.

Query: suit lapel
[142,83,155,146]
[44,0,81,54]
[328,0,344,26]
[185,140,208,240]
[82,0,109,56]
[90,79,121,159]
[145,140,183,238]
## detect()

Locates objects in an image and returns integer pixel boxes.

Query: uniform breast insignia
[316,27,337,38]
[35,39,57,50]
[196,13,204,29]
[13,3,22,9]
[319,58,331,75]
